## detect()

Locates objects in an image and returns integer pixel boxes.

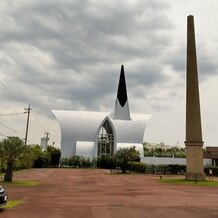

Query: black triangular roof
[117,65,128,107]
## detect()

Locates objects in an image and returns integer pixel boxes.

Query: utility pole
[24,104,31,146]
[45,131,50,152]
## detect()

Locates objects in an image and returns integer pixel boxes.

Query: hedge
[129,162,186,175]
[204,166,218,176]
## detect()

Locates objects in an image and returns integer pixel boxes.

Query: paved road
[1,168,218,218]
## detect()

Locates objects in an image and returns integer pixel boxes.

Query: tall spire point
[117,65,127,107]
[113,65,131,120]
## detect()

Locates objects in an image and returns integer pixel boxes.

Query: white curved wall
[52,110,108,157]
[52,110,152,158]
[110,114,152,144]
[76,141,94,158]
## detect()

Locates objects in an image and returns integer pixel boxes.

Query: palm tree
[0,136,27,182]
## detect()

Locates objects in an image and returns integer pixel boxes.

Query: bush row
[129,162,186,174]
[58,156,218,176]
[60,156,95,168]
[60,155,118,169]
[59,156,187,174]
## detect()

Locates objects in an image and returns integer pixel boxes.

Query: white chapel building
[52,65,152,158]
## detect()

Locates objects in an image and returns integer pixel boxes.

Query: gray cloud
[0,0,174,114]
[164,42,218,83]
[4,0,218,146]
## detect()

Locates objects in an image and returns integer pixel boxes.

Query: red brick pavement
[0,168,218,218]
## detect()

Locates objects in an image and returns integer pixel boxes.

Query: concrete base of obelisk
[185,144,206,181]
[185,172,206,181]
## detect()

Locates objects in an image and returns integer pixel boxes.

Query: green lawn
[0,180,40,187]
[0,180,39,209]
[161,178,218,186]
[2,200,22,209]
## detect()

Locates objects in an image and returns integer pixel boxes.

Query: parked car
[0,186,7,207]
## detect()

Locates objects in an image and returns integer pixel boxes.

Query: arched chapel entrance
[97,119,114,157]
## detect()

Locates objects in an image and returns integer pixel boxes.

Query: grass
[161,178,218,186]
[2,200,22,209]
[0,180,39,210]
[0,180,40,187]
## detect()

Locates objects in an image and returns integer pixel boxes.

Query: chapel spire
[113,65,131,120]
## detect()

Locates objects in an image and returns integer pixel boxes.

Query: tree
[115,146,140,173]
[29,145,61,168]
[29,145,49,168]
[14,145,34,170]
[0,136,27,182]
[143,146,186,158]
[47,146,61,166]
[0,144,6,173]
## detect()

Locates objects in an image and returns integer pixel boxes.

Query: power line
[1,80,45,133]
[0,121,24,139]
[30,111,46,133]
[0,79,56,144]
[0,112,24,116]
[0,79,28,138]
[0,121,19,133]
[0,133,8,137]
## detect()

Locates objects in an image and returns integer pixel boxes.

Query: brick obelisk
[185,15,205,180]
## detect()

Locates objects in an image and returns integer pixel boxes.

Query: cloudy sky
[0,0,217,148]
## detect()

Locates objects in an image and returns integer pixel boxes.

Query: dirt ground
[0,168,218,218]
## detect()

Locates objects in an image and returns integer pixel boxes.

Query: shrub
[204,166,218,176]
[59,156,97,168]
[96,156,116,169]
[129,162,146,173]
[114,147,140,173]
[59,158,69,167]
[142,164,186,174]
